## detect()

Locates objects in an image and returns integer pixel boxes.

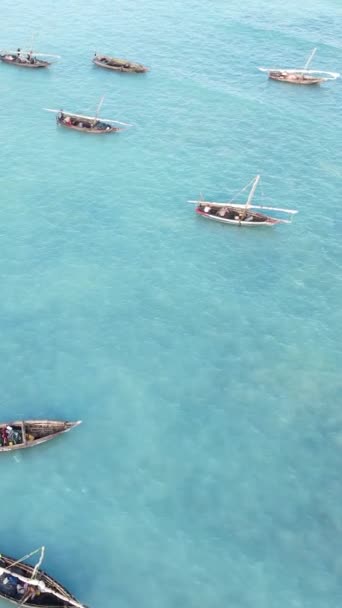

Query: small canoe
[196,204,280,225]
[93,54,148,73]
[44,98,131,135]
[0,54,50,68]
[189,175,298,227]
[258,49,340,85]
[0,550,86,608]
[0,420,81,452]
[268,71,323,85]
[56,113,121,134]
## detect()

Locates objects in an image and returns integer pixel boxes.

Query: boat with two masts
[0,547,87,608]
[93,52,148,73]
[44,96,132,134]
[0,48,60,68]
[258,48,340,85]
[189,176,298,227]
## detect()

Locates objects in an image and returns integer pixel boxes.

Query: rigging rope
[226,177,257,204]
[2,549,43,571]
[31,547,45,581]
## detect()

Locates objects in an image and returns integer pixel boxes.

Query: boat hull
[0,420,81,452]
[268,73,323,85]
[196,208,277,226]
[0,553,80,607]
[92,57,148,73]
[57,118,120,134]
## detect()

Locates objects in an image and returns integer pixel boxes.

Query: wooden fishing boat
[189,176,298,227]
[93,53,148,73]
[0,547,87,608]
[0,420,81,452]
[44,96,131,134]
[0,49,60,68]
[258,48,340,85]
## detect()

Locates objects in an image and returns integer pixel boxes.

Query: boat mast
[246,175,260,209]
[95,95,105,119]
[303,48,317,70]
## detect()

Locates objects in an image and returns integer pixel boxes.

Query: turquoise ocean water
[1,0,342,606]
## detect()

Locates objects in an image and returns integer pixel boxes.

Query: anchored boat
[44,96,132,134]
[189,176,298,227]
[0,420,81,452]
[258,48,340,84]
[93,52,148,72]
[0,547,87,608]
[0,48,60,68]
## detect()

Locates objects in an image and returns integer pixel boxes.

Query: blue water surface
[1,0,342,607]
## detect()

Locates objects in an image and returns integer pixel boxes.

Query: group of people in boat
[0,572,39,602]
[199,204,263,223]
[0,425,22,447]
[57,112,113,131]
[3,48,37,64]
[270,71,313,82]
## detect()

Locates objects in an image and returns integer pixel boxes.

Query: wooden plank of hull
[196,208,277,226]
[0,553,79,608]
[92,58,147,73]
[269,73,323,85]
[0,420,81,452]
[0,56,49,68]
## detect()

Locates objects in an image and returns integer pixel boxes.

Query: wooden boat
[189,176,298,227]
[93,53,148,73]
[44,96,132,134]
[258,48,340,85]
[0,49,60,68]
[0,420,81,452]
[0,547,87,608]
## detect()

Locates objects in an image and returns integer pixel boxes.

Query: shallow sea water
[1,0,342,607]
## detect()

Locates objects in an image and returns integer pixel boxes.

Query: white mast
[95,95,105,119]
[246,175,260,208]
[304,48,317,70]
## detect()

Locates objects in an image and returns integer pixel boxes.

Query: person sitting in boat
[17,582,27,595]
[16,48,21,57]
[23,584,38,601]
[1,427,8,445]
[17,583,38,602]
[64,115,72,124]
[2,574,19,588]
[6,425,21,444]
[6,426,14,440]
